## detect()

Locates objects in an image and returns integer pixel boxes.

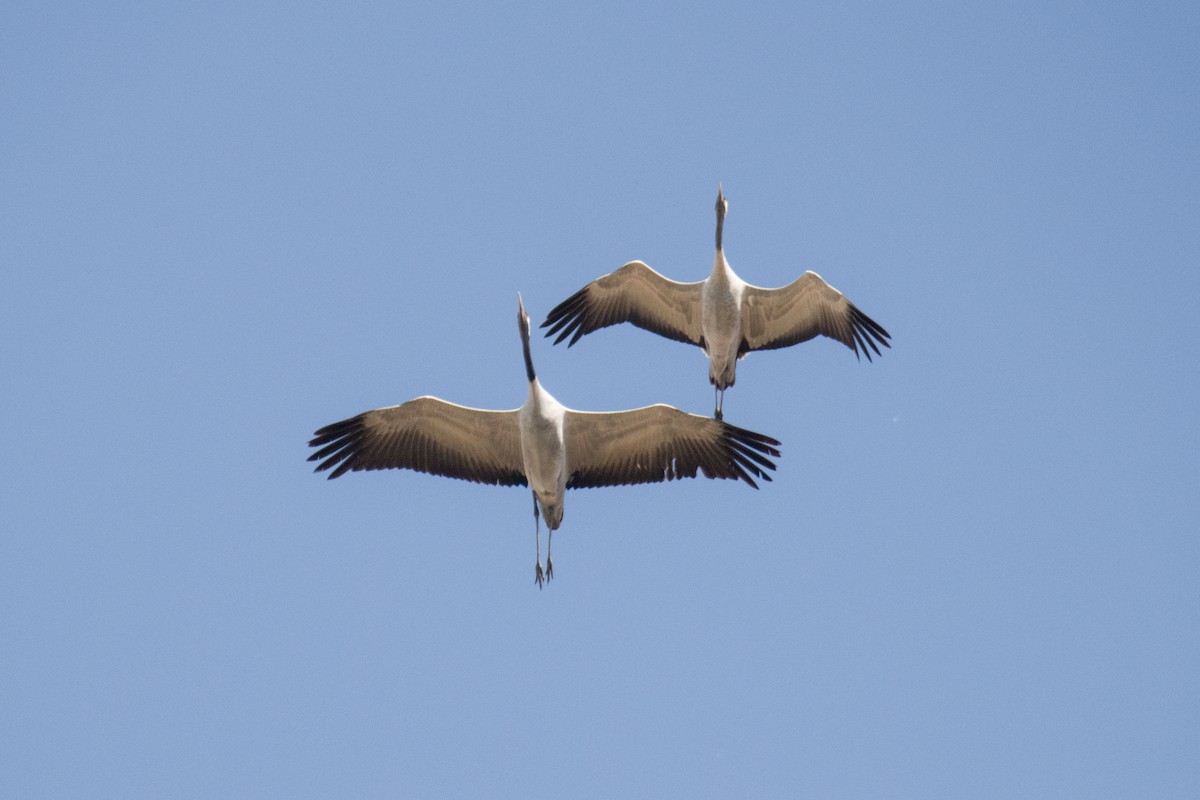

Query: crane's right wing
[308,396,527,486]
[541,261,706,348]
[739,271,890,360]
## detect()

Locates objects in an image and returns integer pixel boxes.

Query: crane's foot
[545,556,554,582]
[714,408,723,421]
[535,561,545,588]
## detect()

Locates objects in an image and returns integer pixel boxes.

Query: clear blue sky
[3,2,1197,797]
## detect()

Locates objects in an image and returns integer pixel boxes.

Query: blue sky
[3,1,1197,797]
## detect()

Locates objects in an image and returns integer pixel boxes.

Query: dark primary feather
[844,305,891,360]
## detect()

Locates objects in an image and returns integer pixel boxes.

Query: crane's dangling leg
[714,386,725,421]
[533,492,545,588]
[545,529,554,582]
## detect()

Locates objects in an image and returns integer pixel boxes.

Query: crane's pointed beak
[517,291,525,316]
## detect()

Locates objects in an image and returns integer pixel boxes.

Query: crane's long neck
[715,204,725,252]
[520,319,536,384]
[715,186,727,253]
[713,188,732,282]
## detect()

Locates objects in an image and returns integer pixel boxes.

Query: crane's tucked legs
[533,492,546,588]
[714,386,725,421]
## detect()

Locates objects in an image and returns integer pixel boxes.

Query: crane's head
[517,292,530,332]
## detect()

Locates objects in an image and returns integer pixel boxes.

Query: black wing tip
[541,288,587,330]
[307,413,368,478]
[722,422,782,453]
[848,304,891,362]
[717,421,781,488]
[542,289,594,346]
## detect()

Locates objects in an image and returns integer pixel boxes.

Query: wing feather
[541,261,705,348]
[564,405,780,490]
[739,271,891,360]
[308,396,527,486]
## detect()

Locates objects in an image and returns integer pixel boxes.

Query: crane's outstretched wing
[542,261,706,348]
[739,271,891,360]
[564,405,780,490]
[308,396,527,485]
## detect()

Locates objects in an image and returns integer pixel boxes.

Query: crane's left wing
[564,405,780,490]
[739,271,891,360]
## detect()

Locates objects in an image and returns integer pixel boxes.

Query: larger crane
[309,295,781,587]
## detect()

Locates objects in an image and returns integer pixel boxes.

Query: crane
[542,185,891,419]
[309,295,781,586]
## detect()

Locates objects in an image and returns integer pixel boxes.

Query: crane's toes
[535,562,545,588]
[545,557,554,582]
[714,408,723,421]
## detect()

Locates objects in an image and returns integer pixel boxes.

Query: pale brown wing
[308,396,527,486]
[739,271,891,360]
[542,261,705,348]
[563,405,780,490]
